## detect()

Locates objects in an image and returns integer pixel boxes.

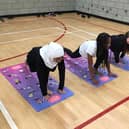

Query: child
[26,42,65,101]
[110,31,129,63]
[64,32,116,85]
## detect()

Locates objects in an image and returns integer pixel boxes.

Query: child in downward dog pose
[26,42,65,101]
[64,32,117,84]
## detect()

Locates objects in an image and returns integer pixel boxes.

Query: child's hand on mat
[43,94,51,102]
[90,74,99,85]
[57,89,65,94]
[108,72,117,77]
[47,90,53,96]
[92,78,99,85]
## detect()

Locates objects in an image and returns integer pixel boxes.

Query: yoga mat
[0,63,74,112]
[109,51,129,71]
[64,54,117,87]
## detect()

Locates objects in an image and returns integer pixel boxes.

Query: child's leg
[114,52,120,63]
[120,51,126,58]
[24,62,31,73]
[37,66,49,97]
[36,64,54,102]
[64,47,81,58]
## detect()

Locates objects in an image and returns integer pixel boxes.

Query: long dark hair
[125,31,129,53]
[96,32,111,66]
[125,31,129,38]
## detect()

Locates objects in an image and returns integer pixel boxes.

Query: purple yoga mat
[0,63,74,112]
[64,54,117,87]
[109,50,129,71]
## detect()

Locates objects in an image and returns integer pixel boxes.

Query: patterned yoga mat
[0,63,74,112]
[109,51,129,71]
[64,54,117,87]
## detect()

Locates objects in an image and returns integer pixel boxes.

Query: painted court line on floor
[0,26,65,45]
[0,24,96,45]
[56,27,87,38]
[69,32,89,39]
[0,18,67,62]
[68,25,97,37]
[0,27,59,36]
[57,27,92,39]
[0,32,61,45]
[74,96,129,129]
[0,101,18,129]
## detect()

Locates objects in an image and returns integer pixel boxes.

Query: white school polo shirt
[79,40,97,58]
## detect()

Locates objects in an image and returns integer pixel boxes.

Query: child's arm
[105,61,111,74]
[105,60,117,77]
[87,54,98,84]
[58,60,65,92]
[120,50,126,58]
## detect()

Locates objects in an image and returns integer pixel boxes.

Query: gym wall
[0,0,129,23]
[76,0,129,23]
[0,0,75,16]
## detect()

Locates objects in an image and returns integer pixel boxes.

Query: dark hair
[125,31,129,52]
[95,32,111,69]
[125,31,129,38]
[96,32,110,58]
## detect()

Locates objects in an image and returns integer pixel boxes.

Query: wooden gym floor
[0,13,129,129]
